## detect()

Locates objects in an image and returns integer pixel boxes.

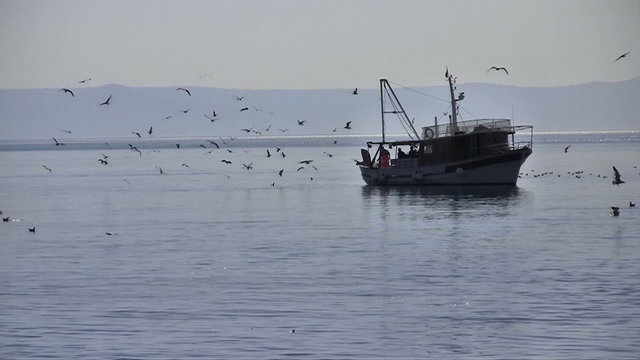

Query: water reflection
[361,185,525,221]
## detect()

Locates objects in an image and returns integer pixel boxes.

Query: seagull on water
[352,88,358,95]
[610,206,620,216]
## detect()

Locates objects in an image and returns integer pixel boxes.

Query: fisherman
[397,148,406,159]
[380,147,390,168]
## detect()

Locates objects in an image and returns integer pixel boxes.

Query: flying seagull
[42,165,52,172]
[242,162,253,170]
[28,227,36,233]
[266,149,271,158]
[176,87,191,96]
[59,88,74,97]
[99,95,112,106]
[78,77,91,84]
[132,131,141,138]
[564,145,571,153]
[148,127,153,135]
[221,159,232,164]
[233,95,244,101]
[240,107,249,112]
[52,137,64,146]
[612,166,625,185]
[487,66,509,75]
[614,51,630,63]
[344,121,352,130]
[297,120,306,126]
[278,169,284,176]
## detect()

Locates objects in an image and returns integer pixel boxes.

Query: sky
[1,0,639,90]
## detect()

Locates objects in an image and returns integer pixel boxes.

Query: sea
[1,132,639,359]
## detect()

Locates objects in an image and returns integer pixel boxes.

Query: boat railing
[422,118,519,139]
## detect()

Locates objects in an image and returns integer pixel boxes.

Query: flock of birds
[519,144,636,216]
[5,52,635,233]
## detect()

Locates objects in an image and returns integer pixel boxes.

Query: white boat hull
[360,148,531,186]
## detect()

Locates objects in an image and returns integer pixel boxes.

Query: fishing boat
[358,70,533,185]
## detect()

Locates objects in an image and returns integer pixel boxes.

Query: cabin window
[423,144,433,154]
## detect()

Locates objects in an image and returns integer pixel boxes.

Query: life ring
[424,127,435,139]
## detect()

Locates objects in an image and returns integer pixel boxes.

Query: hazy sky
[1,0,638,89]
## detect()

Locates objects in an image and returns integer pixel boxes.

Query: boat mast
[447,70,458,132]
[380,79,386,143]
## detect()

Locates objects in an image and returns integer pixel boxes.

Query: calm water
[1,135,639,359]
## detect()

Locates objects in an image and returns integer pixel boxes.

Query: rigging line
[388,80,450,104]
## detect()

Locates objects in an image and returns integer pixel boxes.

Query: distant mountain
[1,77,638,140]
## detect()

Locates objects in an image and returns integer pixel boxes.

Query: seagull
[181,163,190,168]
[240,107,249,112]
[28,227,36,233]
[204,114,218,122]
[241,128,253,133]
[99,95,112,106]
[207,140,220,149]
[297,120,306,126]
[132,131,141,138]
[614,51,630,63]
[156,166,164,175]
[176,87,191,96]
[242,162,253,170]
[610,206,620,216]
[281,151,286,158]
[59,88,74,97]
[344,121,352,130]
[105,232,114,236]
[630,201,636,207]
[98,158,108,165]
[487,66,509,75]
[42,165,52,172]
[176,143,180,149]
[352,88,358,95]
[278,169,284,176]
[299,160,313,164]
[233,95,244,101]
[221,159,232,164]
[280,128,289,133]
[266,149,271,158]
[564,145,571,153]
[323,151,333,157]
[78,77,91,84]
[297,166,305,172]
[148,126,153,135]
[612,166,625,185]
[52,137,64,146]
[181,109,191,114]
[61,129,72,134]
[3,217,10,222]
